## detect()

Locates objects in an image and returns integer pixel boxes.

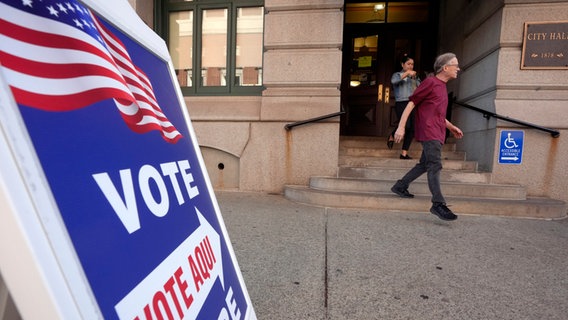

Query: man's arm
[393,101,416,143]
[446,119,464,139]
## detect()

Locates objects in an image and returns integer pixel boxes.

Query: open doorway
[340,1,438,137]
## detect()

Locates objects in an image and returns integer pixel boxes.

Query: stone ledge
[263,86,340,97]
[265,0,343,12]
[185,96,261,121]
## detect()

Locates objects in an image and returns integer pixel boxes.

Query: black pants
[394,140,446,204]
[391,101,415,151]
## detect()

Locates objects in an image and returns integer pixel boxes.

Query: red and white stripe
[0,1,182,143]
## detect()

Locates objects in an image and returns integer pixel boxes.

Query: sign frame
[0,0,256,319]
[498,130,525,165]
[521,20,568,70]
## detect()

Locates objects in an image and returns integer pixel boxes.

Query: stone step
[339,156,478,171]
[339,136,458,151]
[309,176,526,200]
[284,185,567,219]
[340,147,467,160]
[293,136,568,219]
[338,166,491,183]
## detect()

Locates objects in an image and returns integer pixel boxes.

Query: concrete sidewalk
[216,191,568,320]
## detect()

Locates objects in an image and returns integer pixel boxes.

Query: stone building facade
[128,0,568,202]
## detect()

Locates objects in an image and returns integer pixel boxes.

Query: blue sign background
[16,15,248,320]
[498,130,524,164]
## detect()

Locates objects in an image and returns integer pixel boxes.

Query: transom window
[161,0,264,96]
[345,2,430,24]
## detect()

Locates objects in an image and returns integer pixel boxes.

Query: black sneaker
[430,203,458,221]
[391,185,414,198]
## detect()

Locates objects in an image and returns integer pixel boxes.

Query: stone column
[230,0,345,192]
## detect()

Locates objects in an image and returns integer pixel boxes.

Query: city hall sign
[521,21,568,69]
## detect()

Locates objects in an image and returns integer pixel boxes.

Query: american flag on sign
[0,0,182,143]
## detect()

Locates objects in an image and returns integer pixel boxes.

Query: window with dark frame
[161,0,264,96]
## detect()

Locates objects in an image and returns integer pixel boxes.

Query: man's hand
[449,124,463,139]
[445,120,463,139]
[394,127,405,143]
[450,126,463,139]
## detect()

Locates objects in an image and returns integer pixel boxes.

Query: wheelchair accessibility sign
[499,130,524,164]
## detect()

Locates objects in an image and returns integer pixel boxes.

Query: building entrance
[340,1,438,137]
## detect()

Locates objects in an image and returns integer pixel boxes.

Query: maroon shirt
[409,76,448,144]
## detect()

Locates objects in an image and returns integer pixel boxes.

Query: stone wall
[187,0,344,192]
[439,0,568,202]
[493,1,568,201]
[437,0,504,171]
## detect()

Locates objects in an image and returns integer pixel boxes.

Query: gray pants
[395,140,445,204]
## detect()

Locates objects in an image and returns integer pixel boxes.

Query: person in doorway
[387,54,420,159]
[390,52,464,221]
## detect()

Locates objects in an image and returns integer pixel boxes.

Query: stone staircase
[284,136,567,219]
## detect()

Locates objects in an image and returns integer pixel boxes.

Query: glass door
[340,1,437,137]
[340,27,390,136]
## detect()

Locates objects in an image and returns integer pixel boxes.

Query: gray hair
[433,52,457,74]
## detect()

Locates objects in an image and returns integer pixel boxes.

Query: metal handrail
[453,100,560,138]
[284,111,345,131]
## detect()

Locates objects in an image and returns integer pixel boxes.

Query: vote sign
[0,0,254,319]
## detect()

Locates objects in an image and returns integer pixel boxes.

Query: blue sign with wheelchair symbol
[499,130,524,164]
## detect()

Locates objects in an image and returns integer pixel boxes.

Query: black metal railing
[452,99,560,138]
[284,110,345,131]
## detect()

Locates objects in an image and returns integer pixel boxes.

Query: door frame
[340,5,438,137]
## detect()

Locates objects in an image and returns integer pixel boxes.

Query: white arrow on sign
[501,156,519,161]
[115,206,223,319]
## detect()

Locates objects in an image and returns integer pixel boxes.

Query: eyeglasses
[446,63,459,68]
